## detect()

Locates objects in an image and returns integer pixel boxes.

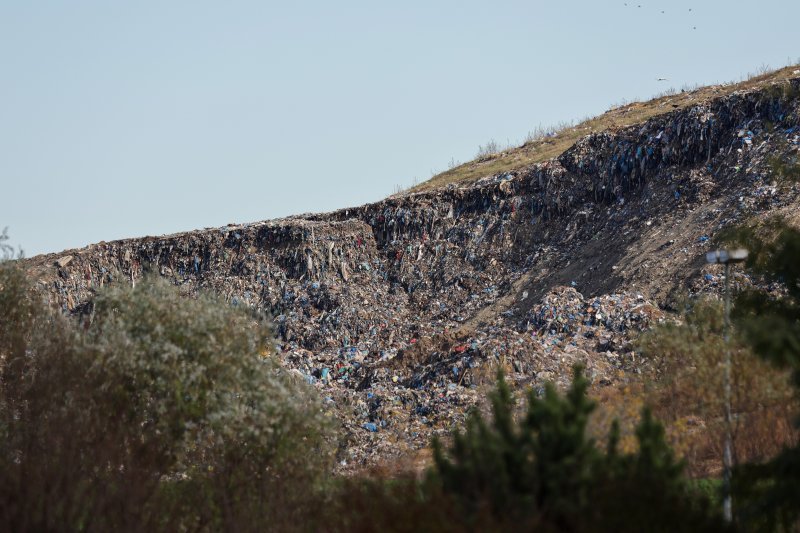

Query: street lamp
[706,248,748,523]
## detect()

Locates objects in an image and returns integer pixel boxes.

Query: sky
[2,0,798,256]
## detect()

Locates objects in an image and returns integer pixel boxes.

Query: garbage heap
[23,75,800,472]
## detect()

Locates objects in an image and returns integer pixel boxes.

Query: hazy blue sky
[2,0,798,256]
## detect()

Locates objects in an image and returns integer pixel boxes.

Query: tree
[429,367,726,532]
[724,216,800,531]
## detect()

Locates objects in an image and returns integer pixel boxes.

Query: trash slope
[23,73,800,472]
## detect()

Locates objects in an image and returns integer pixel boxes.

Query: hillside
[24,70,800,472]
[414,65,800,191]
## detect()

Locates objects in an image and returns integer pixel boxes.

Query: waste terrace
[24,75,800,472]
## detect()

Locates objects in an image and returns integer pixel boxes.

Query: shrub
[0,268,334,532]
[638,299,795,475]
[476,140,500,159]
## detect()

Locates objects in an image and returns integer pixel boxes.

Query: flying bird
[657,78,669,81]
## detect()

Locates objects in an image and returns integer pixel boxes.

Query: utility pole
[705,248,748,523]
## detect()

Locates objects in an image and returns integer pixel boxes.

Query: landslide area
[22,72,800,472]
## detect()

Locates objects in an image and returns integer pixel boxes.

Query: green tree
[429,367,726,532]
[430,368,599,528]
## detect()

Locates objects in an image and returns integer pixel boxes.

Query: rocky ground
[23,75,800,472]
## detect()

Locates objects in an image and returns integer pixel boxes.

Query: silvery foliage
[86,278,334,477]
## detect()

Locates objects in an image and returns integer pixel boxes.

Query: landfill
[23,75,800,472]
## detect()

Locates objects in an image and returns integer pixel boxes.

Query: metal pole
[706,248,746,523]
[723,262,733,522]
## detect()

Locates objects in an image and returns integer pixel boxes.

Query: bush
[0,267,334,532]
[638,299,796,474]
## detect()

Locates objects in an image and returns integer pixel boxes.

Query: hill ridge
[412,64,800,192]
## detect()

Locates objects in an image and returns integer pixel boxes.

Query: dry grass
[412,65,800,192]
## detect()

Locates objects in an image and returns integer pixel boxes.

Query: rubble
[22,75,800,472]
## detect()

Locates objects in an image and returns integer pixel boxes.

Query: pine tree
[430,366,726,531]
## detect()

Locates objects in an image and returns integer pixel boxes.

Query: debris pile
[23,75,800,471]
[529,287,664,337]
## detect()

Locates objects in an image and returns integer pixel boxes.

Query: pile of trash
[528,287,664,337]
[22,74,800,472]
